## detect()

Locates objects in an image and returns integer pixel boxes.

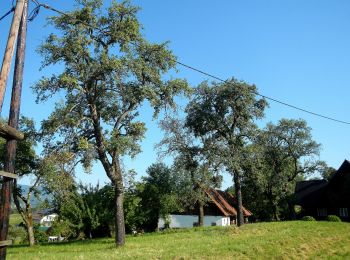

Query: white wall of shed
[158,215,231,229]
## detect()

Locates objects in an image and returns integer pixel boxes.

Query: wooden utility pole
[0,0,28,258]
[0,0,25,113]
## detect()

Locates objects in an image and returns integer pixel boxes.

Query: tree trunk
[234,171,244,227]
[267,193,278,221]
[114,180,125,247]
[27,223,34,247]
[198,201,204,227]
[273,207,280,221]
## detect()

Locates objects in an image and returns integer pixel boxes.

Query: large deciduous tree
[185,79,267,226]
[241,119,322,220]
[33,0,189,246]
[158,117,222,226]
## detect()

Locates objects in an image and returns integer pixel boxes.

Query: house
[40,213,58,227]
[295,159,350,221]
[33,208,58,227]
[158,188,252,229]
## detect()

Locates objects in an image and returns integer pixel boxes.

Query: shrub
[301,216,316,221]
[7,225,27,244]
[34,229,49,243]
[326,215,341,222]
[49,220,76,239]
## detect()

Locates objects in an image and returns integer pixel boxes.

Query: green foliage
[241,119,322,221]
[294,205,302,215]
[34,0,190,243]
[158,117,222,222]
[7,225,27,245]
[301,216,316,221]
[326,215,341,222]
[139,163,182,231]
[320,166,337,181]
[124,190,143,232]
[34,228,48,243]
[49,220,77,238]
[0,117,38,176]
[78,184,114,237]
[185,79,267,225]
[33,0,190,177]
[57,189,100,239]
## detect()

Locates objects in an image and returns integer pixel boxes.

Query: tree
[158,116,222,226]
[79,183,114,237]
[320,165,336,181]
[185,79,267,226]
[241,119,322,220]
[33,0,189,246]
[139,163,181,231]
[57,188,99,239]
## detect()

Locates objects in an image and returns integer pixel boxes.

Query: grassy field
[9,213,23,226]
[7,221,350,259]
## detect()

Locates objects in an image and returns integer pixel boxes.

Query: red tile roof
[205,188,252,217]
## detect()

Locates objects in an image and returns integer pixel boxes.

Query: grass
[9,213,23,226]
[7,221,350,259]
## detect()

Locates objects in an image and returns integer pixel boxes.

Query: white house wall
[158,215,231,229]
[40,213,58,227]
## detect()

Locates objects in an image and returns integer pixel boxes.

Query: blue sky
[0,0,349,188]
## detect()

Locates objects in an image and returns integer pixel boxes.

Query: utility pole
[0,0,28,259]
[0,0,25,113]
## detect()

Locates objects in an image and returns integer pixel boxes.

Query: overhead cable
[0,7,15,22]
[30,1,350,125]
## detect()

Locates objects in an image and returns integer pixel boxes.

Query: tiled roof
[205,188,252,217]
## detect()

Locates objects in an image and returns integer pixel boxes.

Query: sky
[0,0,349,189]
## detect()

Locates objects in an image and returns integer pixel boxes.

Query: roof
[295,159,350,207]
[329,159,350,183]
[32,208,56,223]
[295,180,327,201]
[205,188,252,217]
[37,226,49,232]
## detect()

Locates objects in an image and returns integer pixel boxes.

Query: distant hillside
[11,185,53,210]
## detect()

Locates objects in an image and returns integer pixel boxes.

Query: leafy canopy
[33,0,190,179]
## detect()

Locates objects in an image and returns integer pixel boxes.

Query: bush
[326,215,341,222]
[301,216,316,221]
[49,220,76,239]
[7,225,27,244]
[34,228,49,243]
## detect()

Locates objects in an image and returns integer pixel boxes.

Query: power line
[176,62,350,125]
[31,1,350,125]
[0,7,15,21]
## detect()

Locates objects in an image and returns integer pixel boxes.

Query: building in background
[295,160,350,221]
[158,189,252,229]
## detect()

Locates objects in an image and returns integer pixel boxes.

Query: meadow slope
[8,221,350,259]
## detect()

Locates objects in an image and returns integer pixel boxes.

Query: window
[211,222,216,226]
[317,208,327,217]
[339,208,348,217]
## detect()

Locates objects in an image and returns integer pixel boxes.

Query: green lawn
[8,221,350,259]
[9,213,23,226]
